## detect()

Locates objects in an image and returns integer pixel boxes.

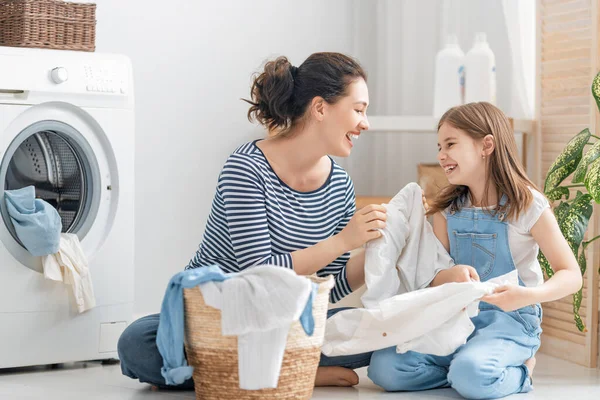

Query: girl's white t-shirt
[442,188,549,287]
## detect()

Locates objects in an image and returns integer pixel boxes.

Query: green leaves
[537,251,553,279]
[592,69,600,114]
[545,187,570,201]
[584,158,600,203]
[540,70,600,333]
[573,141,600,183]
[541,193,593,333]
[544,128,591,193]
[561,193,593,332]
[557,191,593,256]
[572,246,588,332]
[554,200,571,222]
[578,245,587,276]
[572,288,585,332]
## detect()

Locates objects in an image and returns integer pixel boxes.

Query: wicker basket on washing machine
[182,275,334,400]
[0,0,96,52]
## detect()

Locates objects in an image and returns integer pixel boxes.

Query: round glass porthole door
[0,121,101,248]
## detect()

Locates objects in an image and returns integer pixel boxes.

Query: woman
[117,52,386,389]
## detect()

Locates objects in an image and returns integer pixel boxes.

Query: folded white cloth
[199,265,314,390]
[323,182,519,357]
[42,233,96,313]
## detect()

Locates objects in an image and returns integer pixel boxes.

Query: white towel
[42,233,96,313]
[199,265,313,390]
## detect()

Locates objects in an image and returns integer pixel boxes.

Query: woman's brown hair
[427,102,541,221]
[243,52,366,137]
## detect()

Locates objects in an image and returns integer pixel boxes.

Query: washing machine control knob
[51,67,69,84]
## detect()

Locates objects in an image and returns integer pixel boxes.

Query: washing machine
[0,46,134,368]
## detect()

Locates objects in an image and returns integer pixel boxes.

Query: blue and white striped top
[186,140,356,303]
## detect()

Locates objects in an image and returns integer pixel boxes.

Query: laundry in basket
[156,265,333,399]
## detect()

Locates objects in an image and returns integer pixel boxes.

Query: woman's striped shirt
[186,140,356,303]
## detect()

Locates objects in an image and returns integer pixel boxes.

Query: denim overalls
[368,197,543,400]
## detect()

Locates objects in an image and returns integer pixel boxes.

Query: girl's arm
[433,212,450,252]
[483,208,582,310]
[527,208,582,301]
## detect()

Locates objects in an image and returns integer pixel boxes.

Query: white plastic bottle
[464,32,496,104]
[433,34,465,118]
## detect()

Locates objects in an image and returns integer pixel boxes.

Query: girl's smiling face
[437,122,488,187]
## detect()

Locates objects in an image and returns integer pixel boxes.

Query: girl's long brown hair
[426,102,541,221]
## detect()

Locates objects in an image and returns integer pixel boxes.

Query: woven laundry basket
[183,275,333,400]
[0,0,96,51]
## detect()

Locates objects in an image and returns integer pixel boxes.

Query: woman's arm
[344,248,366,291]
[482,208,582,310]
[294,246,366,293]
[291,204,386,276]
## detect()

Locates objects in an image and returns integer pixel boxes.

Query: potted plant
[539,71,600,332]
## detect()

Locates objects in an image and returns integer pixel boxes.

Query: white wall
[94,0,357,316]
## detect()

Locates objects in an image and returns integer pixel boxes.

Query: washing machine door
[0,103,117,273]
[3,121,100,237]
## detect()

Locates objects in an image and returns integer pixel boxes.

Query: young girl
[367,102,582,399]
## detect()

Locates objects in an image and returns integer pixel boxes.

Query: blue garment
[368,197,542,399]
[186,140,356,303]
[156,266,317,385]
[4,186,62,256]
[299,283,318,336]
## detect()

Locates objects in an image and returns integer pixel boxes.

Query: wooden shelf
[368,115,536,135]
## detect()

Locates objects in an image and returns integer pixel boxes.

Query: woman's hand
[338,204,387,251]
[430,264,480,287]
[481,284,536,312]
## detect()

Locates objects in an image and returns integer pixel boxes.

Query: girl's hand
[339,204,387,251]
[481,284,535,312]
[430,264,480,286]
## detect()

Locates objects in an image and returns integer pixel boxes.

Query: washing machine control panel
[83,63,127,95]
[0,48,132,105]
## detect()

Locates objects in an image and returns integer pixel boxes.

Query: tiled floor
[0,353,599,399]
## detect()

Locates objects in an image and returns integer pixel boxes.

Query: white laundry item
[323,182,520,358]
[42,233,96,313]
[323,270,518,357]
[199,265,313,390]
[361,182,455,309]
[395,308,476,356]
